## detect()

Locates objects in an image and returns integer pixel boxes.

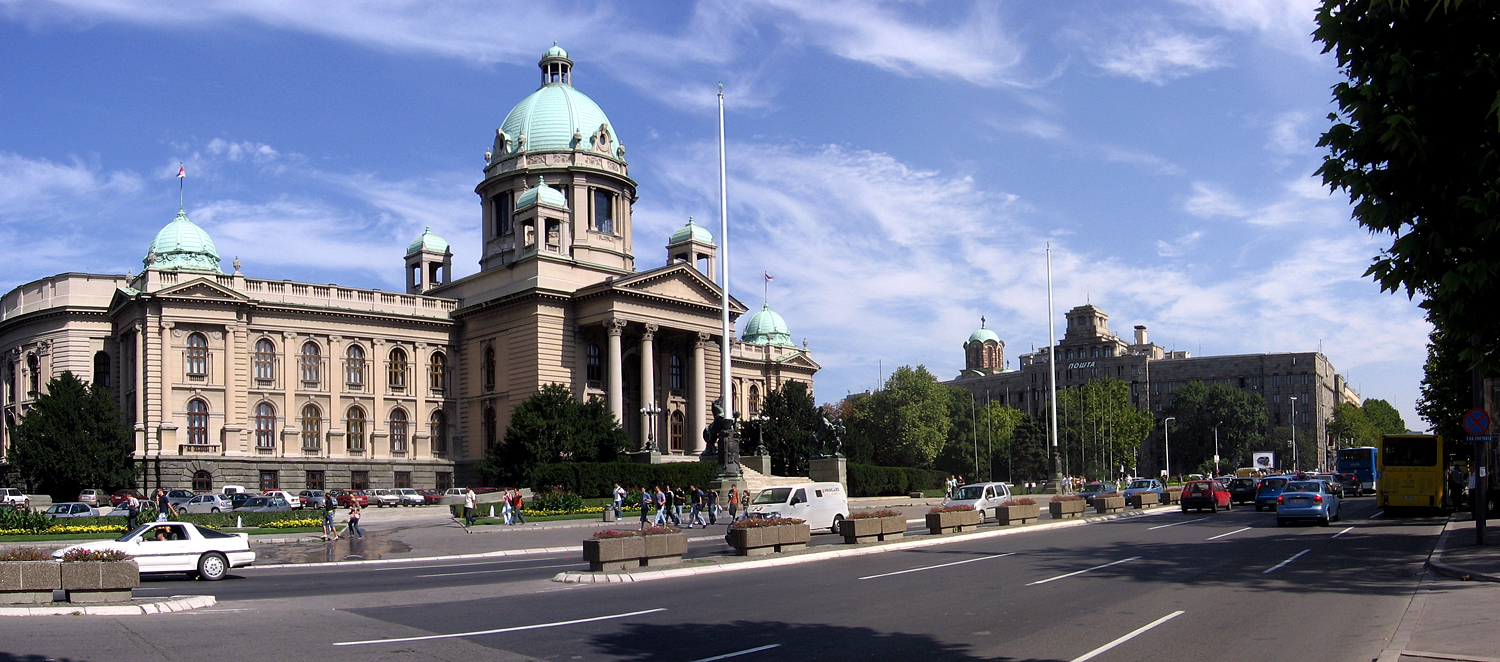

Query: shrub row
[5,510,309,534]
[846,463,946,497]
[529,462,720,499]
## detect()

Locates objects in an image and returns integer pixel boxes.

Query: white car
[368,489,401,507]
[262,490,302,509]
[1,487,28,509]
[46,502,101,518]
[396,488,425,506]
[943,482,1013,520]
[53,521,255,581]
[183,493,233,514]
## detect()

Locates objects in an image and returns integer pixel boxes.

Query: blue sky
[0,0,1431,428]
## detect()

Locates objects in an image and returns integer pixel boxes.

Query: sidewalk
[1427,517,1500,582]
[1377,516,1500,662]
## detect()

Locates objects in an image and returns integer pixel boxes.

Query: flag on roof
[764,272,773,281]
[177,165,186,178]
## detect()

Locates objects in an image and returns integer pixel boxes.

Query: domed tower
[666,217,716,279]
[964,317,1004,376]
[405,227,452,294]
[743,305,794,347]
[144,209,221,273]
[477,44,635,276]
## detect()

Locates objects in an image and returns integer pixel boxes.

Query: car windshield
[1231,479,1254,488]
[46,505,67,513]
[1187,482,1212,491]
[1082,483,1107,492]
[1261,478,1288,489]
[243,497,269,507]
[116,524,156,542]
[1286,482,1322,493]
[955,485,987,500]
[754,488,792,505]
[1128,481,1153,489]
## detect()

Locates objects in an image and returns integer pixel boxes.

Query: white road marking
[372,558,563,571]
[687,643,782,662]
[1206,527,1251,541]
[1027,556,1141,586]
[1147,518,1206,530]
[1332,526,1354,538]
[1263,549,1311,574]
[1369,511,1384,519]
[858,553,1015,580]
[416,562,577,578]
[1070,611,1185,662]
[332,607,668,646]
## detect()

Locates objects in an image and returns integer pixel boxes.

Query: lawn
[0,526,327,543]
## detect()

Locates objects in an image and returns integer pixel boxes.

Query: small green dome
[543,42,568,59]
[968,328,1001,344]
[145,210,221,273]
[499,49,621,156]
[516,178,568,211]
[407,227,449,256]
[744,304,794,347]
[669,218,714,245]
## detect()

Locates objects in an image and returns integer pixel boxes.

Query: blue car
[1121,479,1164,502]
[1276,480,1340,526]
[1254,476,1291,511]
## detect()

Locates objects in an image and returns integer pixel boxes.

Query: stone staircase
[739,465,808,496]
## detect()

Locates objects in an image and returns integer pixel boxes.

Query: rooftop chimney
[1134,325,1148,346]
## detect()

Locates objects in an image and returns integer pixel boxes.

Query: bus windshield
[1382,438,1437,467]
[1339,448,1374,467]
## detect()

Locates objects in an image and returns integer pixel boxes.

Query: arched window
[748,385,761,417]
[429,351,446,392]
[669,355,683,390]
[346,406,366,451]
[192,470,213,492]
[669,410,684,453]
[345,344,366,389]
[254,339,276,381]
[483,406,497,450]
[300,342,321,385]
[430,409,448,455]
[389,408,408,453]
[26,353,38,393]
[185,332,208,378]
[300,404,321,450]
[255,402,277,449]
[186,398,209,445]
[483,346,496,391]
[388,347,407,391]
[93,350,110,388]
[586,344,602,383]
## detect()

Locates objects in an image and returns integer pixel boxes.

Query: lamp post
[1163,417,1176,485]
[1289,396,1298,472]
[1214,421,1222,476]
[640,404,662,453]
[751,414,768,457]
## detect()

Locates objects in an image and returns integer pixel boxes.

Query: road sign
[1468,435,1494,443]
[1463,408,1491,437]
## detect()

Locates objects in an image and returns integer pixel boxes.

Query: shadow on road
[0,654,91,662]
[587,620,1064,662]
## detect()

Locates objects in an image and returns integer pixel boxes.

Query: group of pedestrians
[944,475,967,499]
[318,492,363,540]
[629,484,751,530]
[459,487,528,527]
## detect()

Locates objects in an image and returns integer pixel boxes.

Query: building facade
[0,45,816,492]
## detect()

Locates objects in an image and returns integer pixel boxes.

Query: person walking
[154,487,177,522]
[463,487,478,527]
[663,484,681,527]
[500,488,513,524]
[124,492,140,531]
[739,487,749,519]
[686,485,705,528]
[347,499,365,539]
[652,486,667,526]
[707,488,719,525]
[638,486,652,530]
[510,489,526,525]
[727,487,739,523]
[322,492,338,540]
[612,482,627,520]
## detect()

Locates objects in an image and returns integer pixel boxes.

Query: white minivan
[944,482,1012,520]
[746,482,849,534]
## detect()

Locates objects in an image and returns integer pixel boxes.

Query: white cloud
[1184,182,1247,218]
[1091,29,1224,84]
[1156,231,1203,257]
[0,152,145,280]
[1266,111,1312,155]
[1173,0,1322,56]
[205,139,280,164]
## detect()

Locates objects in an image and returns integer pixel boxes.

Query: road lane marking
[1070,611,1185,662]
[1206,527,1251,541]
[1263,549,1311,574]
[1332,526,1354,538]
[372,558,563,571]
[332,607,668,646]
[1148,518,1206,530]
[416,562,576,578]
[858,553,1015,580]
[1026,556,1141,586]
[687,644,781,662]
[1369,511,1383,519]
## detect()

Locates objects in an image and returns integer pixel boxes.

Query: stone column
[606,319,625,425]
[690,332,709,454]
[639,324,658,452]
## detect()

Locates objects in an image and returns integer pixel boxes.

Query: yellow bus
[1378,434,1445,511]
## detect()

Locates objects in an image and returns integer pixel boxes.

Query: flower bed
[995,499,1040,526]
[1,551,138,605]
[842,510,906,544]
[582,526,686,571]
[727,518,811,556]
[1049,497,1087,519]
[1094,496,1127,514]
[926,505,981,534]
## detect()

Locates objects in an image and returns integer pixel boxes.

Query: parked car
[164,489,196,508]
[332,490,369,507]
[1121,479,1164,502]
[1,487,29,510]
[420,489,445,505]
[1179,480,1232,513]
[943,481,1013,518]
[1075,481,1120,506]
[1254,477,1292,512]
[746,482,850,534]
[53,521,255,580]
[234,496,293,512]
[46,502,100,518]
[298,490,329,508]
[108,489,144,507]
[1277,480,1341,527]
[228,492,259,509]
[220,485,249,495]
[183,493,233,514]
[368,489,401,507]
[262,490,301,509]
[77,489,103,506]
[396,488,425,506]
[1227,477,1259,505]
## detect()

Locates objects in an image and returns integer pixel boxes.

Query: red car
[109,489,144,507]
[1179,480,1232,513]
[420,489,444,505]
[333,490,369,507]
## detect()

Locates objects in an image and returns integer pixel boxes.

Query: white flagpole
[718,83,733,433]
[1047,243,1062,491]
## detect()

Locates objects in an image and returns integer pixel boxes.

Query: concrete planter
[1094,496,1126,514]
[1130,492,1159,509]
[641,531,689,566]
[841,515,906,544]
[1164,490,1183,504]
[1049,499,1086,519]
[582,532,686,572]
[0,561,62,605]
[1,560,138,604]
[925,509,982,535]
[995,503,1040,525]
[728,522,811,556]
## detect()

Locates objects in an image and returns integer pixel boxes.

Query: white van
[220,485,248,495]
[745,482,849,534]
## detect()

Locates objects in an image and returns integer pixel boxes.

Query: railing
[178,444,220,455]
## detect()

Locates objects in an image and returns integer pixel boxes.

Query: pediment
[779,353,821,370]
[155,277,249,301]
[595,263,748,314]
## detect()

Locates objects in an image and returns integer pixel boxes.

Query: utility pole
[1214,421,1222,476]
[1290,396,1299,473]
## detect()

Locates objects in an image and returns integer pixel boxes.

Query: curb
[243,534,724,570]
[1425,519,1500,583]
[554,506,1171,584]
[1383,651,1500,662]
[0,595,215,617]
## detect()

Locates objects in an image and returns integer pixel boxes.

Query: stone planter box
[1,560,138,604]
[1130,492,1159,509]
[1164,490,1183,504]
[925,509,982,535]
[582,532,686,572]
[728,522,812,556]
[1049,499,1087,519]
[841,515,906,544]
[995,503,1040,525]
[1094,496,1126,514]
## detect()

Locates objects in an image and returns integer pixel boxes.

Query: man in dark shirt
[154,488,177,522]
[663,484,681,527]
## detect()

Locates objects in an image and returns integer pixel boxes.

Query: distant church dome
[145,209,221,273]
[407,227,449,256]
[744,304,794,347]
[670,217,714,245]
[497,46,623,156]
[968,327,1000,344]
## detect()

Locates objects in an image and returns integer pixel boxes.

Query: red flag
[764,272,774,282]
[177,165,186,178]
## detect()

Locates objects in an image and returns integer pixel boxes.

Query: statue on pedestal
[816,414,845,458]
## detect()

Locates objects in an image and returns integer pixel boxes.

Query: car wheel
[197,552,229,581]
[211,508,220,514]
[1224,501,1232,511]
[1276,518,1285,527]
[831,514,844,535]
[1319,516,1330,527]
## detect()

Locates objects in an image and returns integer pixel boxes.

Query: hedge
[529,462,720,499]
[847,463,946,497]
[28,511,309,532]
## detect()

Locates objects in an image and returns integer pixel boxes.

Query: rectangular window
[592,189,614,234]
[394,471,411,489]
[436,472,452,492]
[495,191,513,237]
[306,470,324,491]
[350,471,369,491]
[259,470,278,491]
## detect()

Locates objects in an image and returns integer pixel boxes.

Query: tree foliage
[1055,379,1155,480]
[1007,413,1051,482]
[841,366,952,468]
[1332,398,1409,448]
[478,384,628,485]
[756,381,822,476]
[8,371,134,500]
[1162,381,1270,475]
[934,394,1022,483]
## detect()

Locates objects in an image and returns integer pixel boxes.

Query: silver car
[233,496,293,513]
[46,502,100,518]
[183,493,233,514]
[396,488,425,506]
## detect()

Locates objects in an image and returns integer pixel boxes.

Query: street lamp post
[1214,421,1222,476]
[751,414,768,457]
[1163,417,1176,484]
[1289,396,1298,473]
[640,404,662,453]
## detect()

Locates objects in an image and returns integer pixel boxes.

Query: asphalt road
[1,496,1448,662]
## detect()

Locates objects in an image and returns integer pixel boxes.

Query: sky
[0,0,1432,429]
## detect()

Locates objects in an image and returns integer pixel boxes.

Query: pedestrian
[500,488,513,524]
[125,492,140,531]
[673,485,685,525]
[154,487,177,522]
[707,488,719,525]
[639,486,652,530]
[686,485,705,528]
[663,484,681,527]
[347,498,365,539]
[510,489,526,524]
[322,492,338,540]
[727,487,739,523]
[463,487,477,527]
[653,486,667,526]
[739,487,749,518]
[612,482,627,520]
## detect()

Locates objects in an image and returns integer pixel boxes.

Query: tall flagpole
[178,162,185,211]
[1047,243,1065,493]
[716,82,739,481]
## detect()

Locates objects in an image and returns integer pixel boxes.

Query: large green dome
[145,210,221,273]
[744,304,794,347]
[499,47,621,156]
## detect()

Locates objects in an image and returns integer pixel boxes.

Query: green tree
[1163,381,1269,474]
[1315,0,1500,372]
[8,371,134,500]
[934,392,1023,483]
[839,366,951,468]
[759,381,822,476]
[838,391,876,465]
[1361,398,1407,435]
[1418,325,1469,442]
[1055,379,1155,480]
[1008,414,1051,482]
[478,384,627,485]
[1329,401,1378,448]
